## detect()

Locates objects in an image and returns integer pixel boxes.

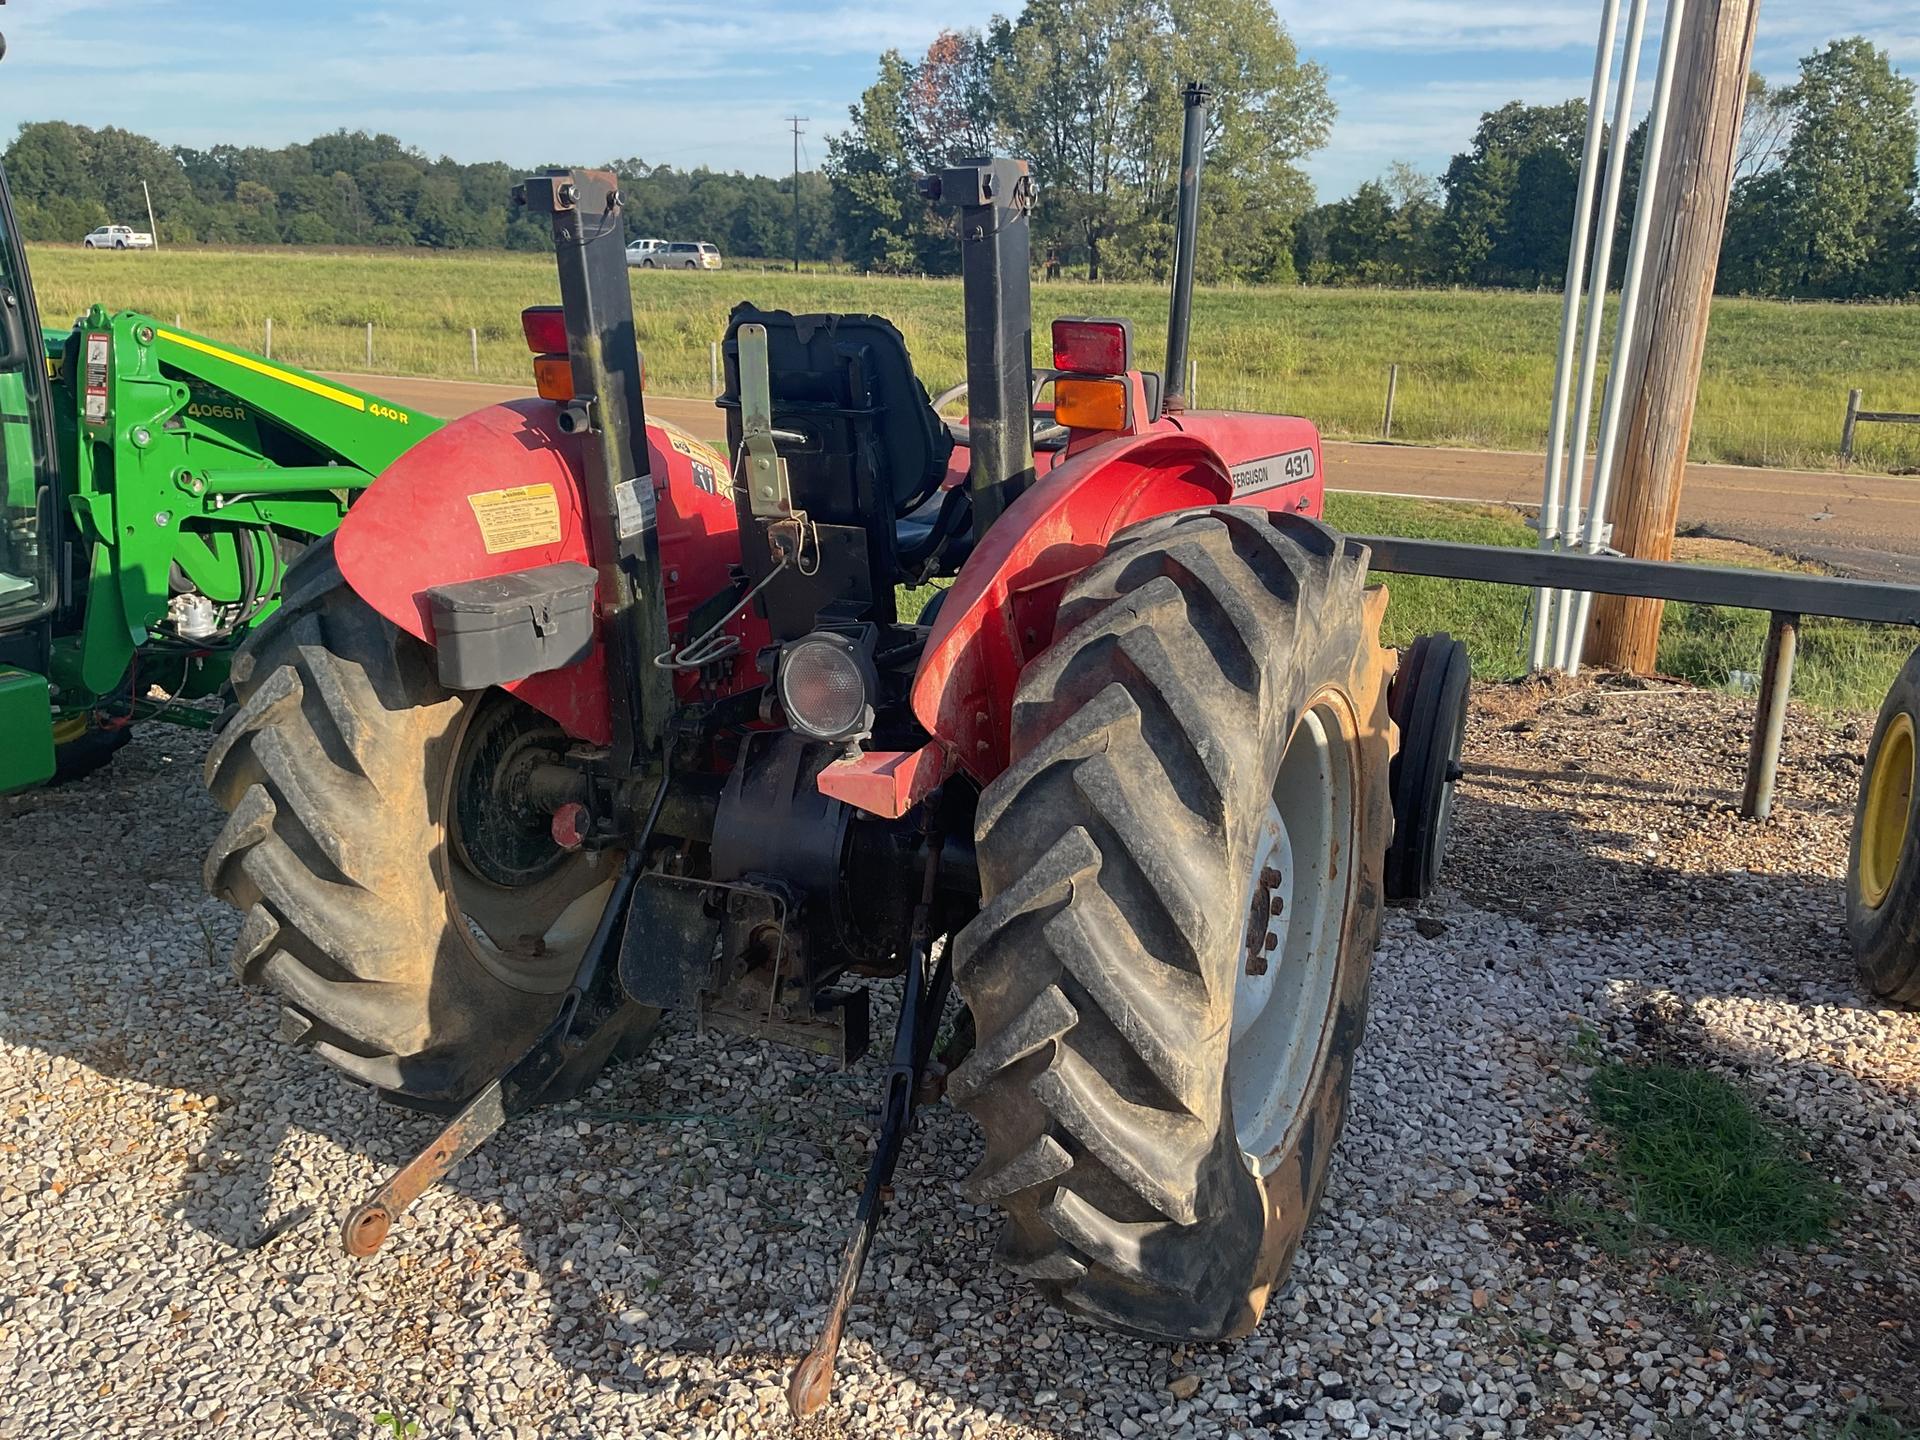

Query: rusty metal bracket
[341,773,673,1257]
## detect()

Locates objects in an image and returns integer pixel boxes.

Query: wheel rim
[440,692,611,994]
[1228,696,1358,1172]
[1860,711,1915,909]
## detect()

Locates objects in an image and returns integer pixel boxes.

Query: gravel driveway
[2,678,1914,1439]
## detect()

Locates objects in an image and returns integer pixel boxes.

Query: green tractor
[0,163,435,791]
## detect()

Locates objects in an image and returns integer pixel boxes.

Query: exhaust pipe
[1161,81,1211,416]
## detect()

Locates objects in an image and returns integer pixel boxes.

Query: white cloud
[1285,2,1599,53]
[0,0,1007,174]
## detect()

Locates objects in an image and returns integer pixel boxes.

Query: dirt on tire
[949,506,1393,1341]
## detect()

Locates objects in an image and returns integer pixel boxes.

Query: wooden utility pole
[1585,0,1761,672]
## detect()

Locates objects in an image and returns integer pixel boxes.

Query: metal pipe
[1529,0,1624,671]
[1161,81,1211,415]
[1740,612,1799,821]
[1551,0,1653,671]
[1568,0,1689,673]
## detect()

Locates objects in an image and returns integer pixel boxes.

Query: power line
[787,115,809,272]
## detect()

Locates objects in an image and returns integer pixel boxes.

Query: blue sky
[1,1,1914,202]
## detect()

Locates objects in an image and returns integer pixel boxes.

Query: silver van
[659,241,722,270]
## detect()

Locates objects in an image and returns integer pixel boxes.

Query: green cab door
[0,162,59,629]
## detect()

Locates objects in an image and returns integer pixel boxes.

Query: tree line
[830,13,1918,300]
[1290,37,1918,299]
[1,123,840,260]
[3,12,1914,301]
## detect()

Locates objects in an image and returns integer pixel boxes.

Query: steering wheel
[933,377,1070,451]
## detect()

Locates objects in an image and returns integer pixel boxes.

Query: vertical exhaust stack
[928,158,1036,538]
[1161,81,1211,416]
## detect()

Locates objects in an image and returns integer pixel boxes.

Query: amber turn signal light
[1053,376,1128,432]
[532,354,574,402]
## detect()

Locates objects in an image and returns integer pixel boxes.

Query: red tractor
[202,97,1464,1412]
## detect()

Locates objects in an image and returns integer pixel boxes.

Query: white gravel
[1,678,1914,1439]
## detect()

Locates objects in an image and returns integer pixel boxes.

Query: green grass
[1323,493,1918,711]
[1831,1407,1918,1440]
[25,246,1920,473]
[1569,1060,1840,1259]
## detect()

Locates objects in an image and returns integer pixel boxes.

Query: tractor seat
[718,305,954,525]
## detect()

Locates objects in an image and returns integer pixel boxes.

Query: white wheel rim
[1228,701,1357,1173]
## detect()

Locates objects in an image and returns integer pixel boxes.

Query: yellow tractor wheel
[1846,647,1920,1007]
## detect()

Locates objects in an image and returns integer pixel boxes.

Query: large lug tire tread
[1846,647,1920,1008]
[202,538,584,1102]
[950,507,1392,1341]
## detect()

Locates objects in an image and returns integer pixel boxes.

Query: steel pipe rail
[1352,537,1920,626]
[1350,535,1920,820]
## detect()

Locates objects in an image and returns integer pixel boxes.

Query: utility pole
[787,115,809,273]
[142,180,158,250]
[1585,0,1761,672]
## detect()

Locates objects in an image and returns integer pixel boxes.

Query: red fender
[909,429,1234,784]
[335,399,759,745]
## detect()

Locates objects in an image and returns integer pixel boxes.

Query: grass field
[1322,493,1915,711]
[27,245,1920,473]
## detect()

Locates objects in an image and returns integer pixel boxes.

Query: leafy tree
[1437,100,1591,286]
[1325,181,1395,282]
[826,49,950,272]
[1773,37,1918,295]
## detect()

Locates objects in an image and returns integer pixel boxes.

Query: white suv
[625,238,666,267]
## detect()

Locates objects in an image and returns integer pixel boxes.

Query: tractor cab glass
[0,170,56,627]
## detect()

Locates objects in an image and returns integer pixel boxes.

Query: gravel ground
[1,678,1915,1439]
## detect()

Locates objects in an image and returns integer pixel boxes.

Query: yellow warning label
[665,426,733,492]
[467,483,562,554]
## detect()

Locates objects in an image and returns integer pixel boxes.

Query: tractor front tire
[203,539,650,1104]
[1846,645,1920,1007]
[951,507,1392,1341]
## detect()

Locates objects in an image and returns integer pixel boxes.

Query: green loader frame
[0,162,438,791]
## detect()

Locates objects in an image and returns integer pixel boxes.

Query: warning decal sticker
[467,483,563,555]
[666,429,732,493]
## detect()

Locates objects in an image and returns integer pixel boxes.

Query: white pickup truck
[81,224,153,250]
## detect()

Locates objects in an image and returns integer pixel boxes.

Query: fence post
[1383,363,1400,440]
[711,340,721,397]
[1187,358,1198,409]
[471,327,479,374]
[1841,387,1862,463]
[1740,611,1799,822]
[173,313,181,329]
[264,317,272,359]
[365,321,374,368]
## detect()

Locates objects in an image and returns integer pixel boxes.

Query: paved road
[327,371,1919,582]
[1319,441,1919,583]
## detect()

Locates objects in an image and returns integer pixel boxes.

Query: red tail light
[521,305,567,355]
[1052,317,1132,375]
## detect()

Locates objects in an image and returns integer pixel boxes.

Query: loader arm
[49,307,443,698]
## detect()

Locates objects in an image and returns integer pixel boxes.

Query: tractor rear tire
[950,507,1392,1341]
[1846,645,1920,1007]
[203,538,653,1104]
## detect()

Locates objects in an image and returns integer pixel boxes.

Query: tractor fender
[334,398,755,745]
[910,429,1233,783]
[1170,411,1326,518]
